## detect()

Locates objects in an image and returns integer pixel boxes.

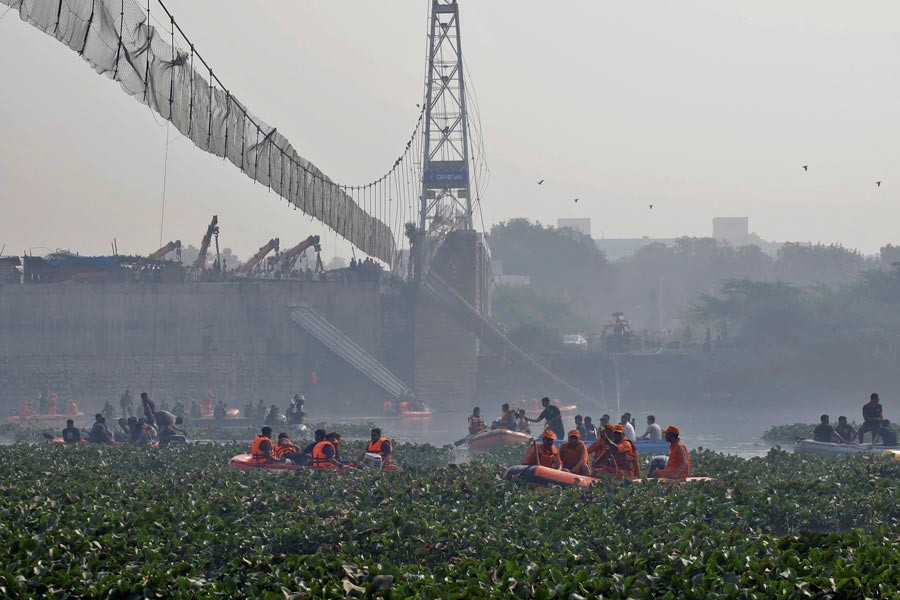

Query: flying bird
[537,179,544,185]
[649,204,654,210]
[877,181,882,187]
[802,165,808,172]
[574,198,579,203]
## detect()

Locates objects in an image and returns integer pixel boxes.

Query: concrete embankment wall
[0,281,413,414]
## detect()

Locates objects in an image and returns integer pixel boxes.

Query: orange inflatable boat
[228,454,394,471]
[399,408,432,419]
[503,465,596,487]
[468,429,532,451]
[503,465,714,487]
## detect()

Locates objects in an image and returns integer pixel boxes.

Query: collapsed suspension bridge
[2,0,604,409]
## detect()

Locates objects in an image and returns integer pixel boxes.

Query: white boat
[793,438,900,457]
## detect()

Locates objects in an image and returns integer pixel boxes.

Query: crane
[193,216,219,271]
[149,240,181,261]
[234,238,280,275]
[281,235,322,273]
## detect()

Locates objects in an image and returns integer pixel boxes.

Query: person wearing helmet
[559,430,590,476]
[650,425,690,480]
[522,430,561,469]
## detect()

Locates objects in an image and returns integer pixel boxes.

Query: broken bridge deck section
[289,302,415,401]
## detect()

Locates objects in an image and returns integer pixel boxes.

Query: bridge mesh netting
[2,0,397,264]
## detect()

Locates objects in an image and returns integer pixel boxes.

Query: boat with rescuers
[229,426,402,471]
[794,439,900,459]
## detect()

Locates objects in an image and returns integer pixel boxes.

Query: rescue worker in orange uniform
[468,407,487,435]
[249,426,283,464]
[522,430,562,469]
[559,429,591,476]
[650,425,691,480]
[588,423,614,471]
[274,432,305,464]
[357,427,394,468]
[201,391,215,418]
[609,425,641,479]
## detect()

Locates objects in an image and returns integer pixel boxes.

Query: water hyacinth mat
[1,443,900,598]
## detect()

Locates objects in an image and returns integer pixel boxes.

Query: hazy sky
[2,1,900,261]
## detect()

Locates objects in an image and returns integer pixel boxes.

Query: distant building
[557,218,592,237]
[712,217,749,244]
[712,217,781,256]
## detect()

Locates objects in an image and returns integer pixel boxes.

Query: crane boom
[193,216,219,270]
[235,238,280,274]
[282,235,321,272]
[149,240,181,260]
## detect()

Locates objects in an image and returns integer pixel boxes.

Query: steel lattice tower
[419,0,472,235]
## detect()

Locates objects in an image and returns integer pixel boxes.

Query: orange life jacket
[523,443,561,468]
[250,435,274,463]
[275,437,296,458]
[312,440,337,469]
[399,401,409,412]
[367,437,392,464]
[559,440,589,470]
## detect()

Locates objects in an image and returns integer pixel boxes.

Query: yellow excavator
[149,240,181,261]
[234,238,280,275]
[281,235,322,274]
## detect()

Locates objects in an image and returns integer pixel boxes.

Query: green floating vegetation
[2,443,900,598]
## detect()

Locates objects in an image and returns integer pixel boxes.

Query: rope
[148,119,171,396]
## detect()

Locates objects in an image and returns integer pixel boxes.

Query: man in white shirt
[640,415,663,440]
[621,412,636,442]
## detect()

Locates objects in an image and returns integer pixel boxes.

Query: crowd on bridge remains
[813,393,898,446]
[467,396,690,480]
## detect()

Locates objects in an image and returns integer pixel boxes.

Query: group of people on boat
[523,424,690,480]
[813,393,897,446]
[469,399,664,445]
[16,393,80,419]
[247,426,396,470]
[59,391,186,447]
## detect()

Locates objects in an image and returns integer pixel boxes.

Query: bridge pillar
[414,231,489,410]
